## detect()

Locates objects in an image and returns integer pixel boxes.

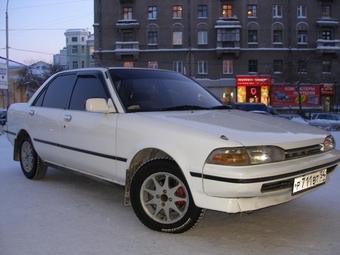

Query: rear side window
[33,74,77,108]
[69,76,109,111]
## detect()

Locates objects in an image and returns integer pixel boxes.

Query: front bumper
[189,150,340,213]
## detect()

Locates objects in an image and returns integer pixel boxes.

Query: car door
[59,72,119,180]
[26,73,76,164]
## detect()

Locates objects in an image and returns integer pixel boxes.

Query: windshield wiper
[160,105,208,111]
[207,105,231,110]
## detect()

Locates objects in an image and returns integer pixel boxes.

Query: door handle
[63,115,72,122]
[28,110,34,116]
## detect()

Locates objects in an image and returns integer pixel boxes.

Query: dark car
[0,109,6,126]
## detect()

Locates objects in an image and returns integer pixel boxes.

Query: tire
[130,158,206,233]
[19,136,47,180]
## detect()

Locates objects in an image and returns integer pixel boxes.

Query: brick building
[93,0,340,111]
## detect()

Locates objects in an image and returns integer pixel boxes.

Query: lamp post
[5,0,10,108]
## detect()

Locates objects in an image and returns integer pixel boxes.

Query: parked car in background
[278,114,309,124]
[232,102,279,115]
[309,113,340,131]
[0,109,7,126]
[4,68,340,233]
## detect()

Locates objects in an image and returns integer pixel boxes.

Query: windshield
[109,69,224,112]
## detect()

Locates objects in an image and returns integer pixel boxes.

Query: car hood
[137,109,328,149]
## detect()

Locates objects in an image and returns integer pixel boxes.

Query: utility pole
[6,0,10,108]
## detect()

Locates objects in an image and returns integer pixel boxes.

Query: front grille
[285,144,323,160]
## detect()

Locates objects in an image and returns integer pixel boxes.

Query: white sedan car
[5,68,340,233]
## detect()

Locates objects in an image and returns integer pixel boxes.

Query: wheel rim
[21,141,34,172]
[140,172,189,224]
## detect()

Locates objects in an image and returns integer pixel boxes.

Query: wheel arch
[13,129,30,161]
[124,147,183,206]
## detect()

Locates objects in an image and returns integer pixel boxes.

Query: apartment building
[93,0,340,110]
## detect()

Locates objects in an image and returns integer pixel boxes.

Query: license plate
[293,169,327,195]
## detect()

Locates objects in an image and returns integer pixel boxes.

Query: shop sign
[271,85,320,107]
[236,75,271,86]
[321,83,334,96]
[0,63,8,90]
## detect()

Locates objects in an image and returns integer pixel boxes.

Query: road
[1,133,340,255]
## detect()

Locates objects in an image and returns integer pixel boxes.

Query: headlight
[206,146,285,166]
[322,135,336,152]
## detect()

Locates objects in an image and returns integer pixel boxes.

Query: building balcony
[116,19,139,30]
[115,41,139,60]
[216,42,241,58]
[316,39,340,56]
[316,18,339,28]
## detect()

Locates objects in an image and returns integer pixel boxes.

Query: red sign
[236,75,271,86]
[321,84,334,96]
[271,85,320,107]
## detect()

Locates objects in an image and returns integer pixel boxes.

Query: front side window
[222,5,232,18]
[248,5,257,17]
[148,31,158,45]
[273,30,283,43]
[123,7,133,19]
[198,61,208,74]
[173,61,183,73]
[297,6,307,18]
[148,6,157,19]
[248,60,258,73]
[223,60,233,74]
[173,32,182,45]
[273,5,282,18]
[173,5,182,18]
[298,30,307,44]
[248,30,258,43]
[322,5,331,18]
[198,5,207,18]
[34,74,76,108]
[69,76,108,111]
[198,31,207,45]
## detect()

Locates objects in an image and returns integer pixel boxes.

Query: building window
[173,32,182,45]
[322,30,331,40]
[81,37,85,42]
[273,5,282,18]
[248,30,258,43]
[297,6,307,18]
[71,46,78,54]
[247,5,257,17]
[298,30,307,44]
[198,61,208,74]
[173,61,183,73]
[148,31,158,45]
[148,6,157,19]
[148,61,158,69]
[72,61,78,69]
[223,60,233,74]
[198,31,207,45]
[72,37,77,42]
[298,60,307,73]
[81,61,85,68]
[222,5,232,18]
[248,60,257,73]
[81,45,85,54]
[322,61,331,73]
[273,30,283,43]
[198,5,207,18]
[173,5,182,18]
[123,7,133,20]
[123,31,133,42]
[322,5,331,18]
[124,62,133,68]
[273,60,283,73]
[217,29,240,42]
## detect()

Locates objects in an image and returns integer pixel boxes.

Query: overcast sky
[0,0,93,64]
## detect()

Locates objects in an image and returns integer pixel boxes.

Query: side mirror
[86,98,116,113]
